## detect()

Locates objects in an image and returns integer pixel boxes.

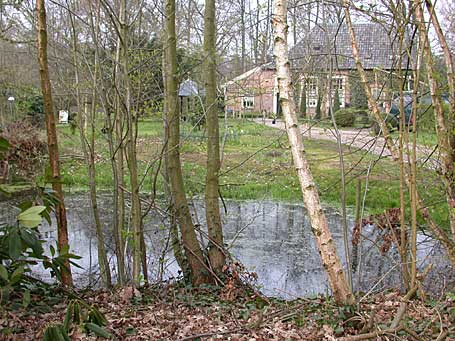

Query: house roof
[178,79,201,97]
[290,23,413,71]
[223,62,275,87]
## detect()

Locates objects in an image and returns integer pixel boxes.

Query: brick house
[224,23,413,117]
[223,62,279,116]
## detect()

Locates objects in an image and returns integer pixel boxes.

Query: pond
[1,194,451,298]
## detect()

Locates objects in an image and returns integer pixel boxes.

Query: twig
[389,285,418,328]
[178,328,246,340]
[340,325,405,340]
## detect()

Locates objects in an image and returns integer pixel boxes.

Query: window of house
[307,78,317,95]
[242,96,254,109]
[305,77,318,108]
[308,98,317,107]
[332,76,345,107]
[333,77,344,91]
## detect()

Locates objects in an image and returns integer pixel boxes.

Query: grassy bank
[54,118,447,226]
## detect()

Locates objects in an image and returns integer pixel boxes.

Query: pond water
[1,194,452,298]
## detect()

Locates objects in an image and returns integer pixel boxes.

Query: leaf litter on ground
[1,281,455,340]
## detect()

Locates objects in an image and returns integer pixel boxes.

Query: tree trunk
[416,1,455,237]
[165,0,210,285]
[36,0,73,287]
[118,0,143,284]
[272,0,354,305]
[68,5,111,287]
[204,0,226,272]
[162,49,187,276]
[342,0,455,265]
[240,0,246,72]
[114,33,127,284]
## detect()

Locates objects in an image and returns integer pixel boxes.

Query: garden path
[255,118,439,169]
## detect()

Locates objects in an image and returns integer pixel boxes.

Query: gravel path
[255,118,439,169]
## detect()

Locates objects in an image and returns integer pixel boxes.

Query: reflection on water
[1,194,451,298]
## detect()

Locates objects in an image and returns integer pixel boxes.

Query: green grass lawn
[390,130,438,147]
[54,118,448,228]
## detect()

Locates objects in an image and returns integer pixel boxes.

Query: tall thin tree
[165,0,210,285]
[204,0,226,272]
[36,0,73,287]
[272,0,354,305]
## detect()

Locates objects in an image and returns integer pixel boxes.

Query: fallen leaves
[1,285,454,340]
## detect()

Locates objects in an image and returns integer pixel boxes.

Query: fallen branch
[340,326,405,340]
[178,328,246,340]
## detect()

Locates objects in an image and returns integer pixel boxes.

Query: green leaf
[18,206,46,228]
[88,306,107,326]
[73,301,81,325]
[23,289,31,308]
[0,137,10,153]
[18,201,33,212]
[43,324,69,341]
[0,264,9,281]
[20,229,43,255]
[63,301,74,331]
[85,323,112,339]
[20,205,47,215]
[8,231,22,260]
[10,265,24,285]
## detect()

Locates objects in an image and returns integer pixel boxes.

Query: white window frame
[331,76,345,108]
[308,98,317,107]
[242,96,254,109]
[304,77,318,108]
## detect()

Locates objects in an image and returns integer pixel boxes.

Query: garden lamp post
[7,96,15,120]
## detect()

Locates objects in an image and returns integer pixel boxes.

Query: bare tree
[36,0,72,287]
[165,0,210,285]
[204,0,226,271]
[67,1,112,287]
[342,0,455,266]
[272,0,354,305]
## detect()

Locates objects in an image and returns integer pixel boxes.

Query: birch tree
[272,0,354,305]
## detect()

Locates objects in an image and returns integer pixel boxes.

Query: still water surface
[1,194,451,298]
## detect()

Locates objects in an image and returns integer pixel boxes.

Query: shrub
[0,199,81,307]
[334,108,357,127]
[300,89,307,117]
[333,88,341,114]
[355,110,371,126]
[0,120,47,180]
[314,96,322,120]
[349,76,368,110]
[1,85,44,126]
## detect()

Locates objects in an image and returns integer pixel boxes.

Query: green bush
[0,198,81,307]
[314,96,322,120]
[349,76,369,110]
[333,88,341,114]
[300,90,307,117]
[0,120,47,180]
[355,110,371,126]
[334,108,357,127]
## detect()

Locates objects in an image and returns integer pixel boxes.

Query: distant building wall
[225,67,277,115]
[225,65,407,118]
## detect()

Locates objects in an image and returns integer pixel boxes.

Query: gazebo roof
[178,79,200,97]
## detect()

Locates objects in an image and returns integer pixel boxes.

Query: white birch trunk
[272,0,354,305]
